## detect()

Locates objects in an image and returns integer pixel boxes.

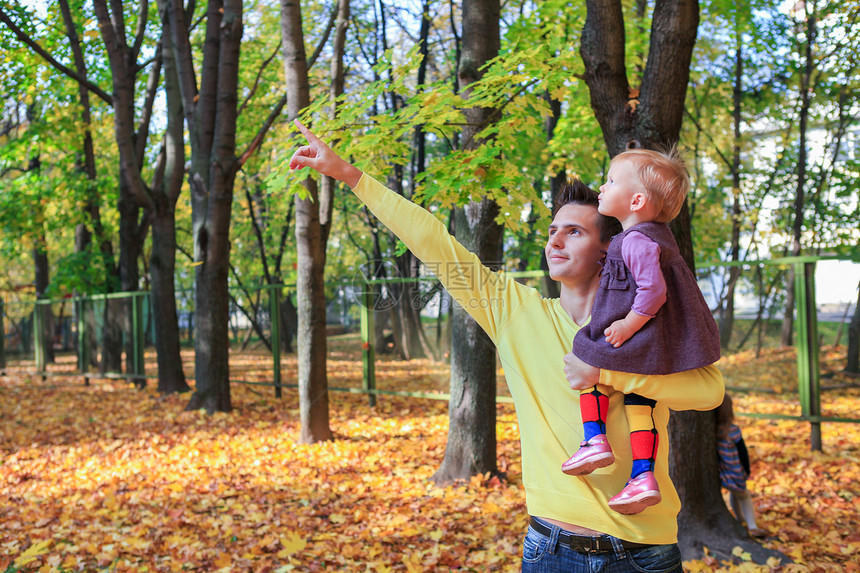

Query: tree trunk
[165,0,244,413]
[33,227,54,367]
[432,0,502,485]
[150,212,188,393]
[280,0,334,443]
[846,282,860,374]
[580,0,784,561]
[541,92,563,299]
[0,300,5,372]
[146,9,190,394]
[93,0,154,377]
[782,5,817,347]
[60,1,121,370]
[720,36,743,349]
[60,0,115,302]
[279,294,298,353]
[190,1,242,413]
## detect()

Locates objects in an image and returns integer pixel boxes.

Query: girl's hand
[289,119,362,189]
[604,310,651,348]
[604,319,634,348]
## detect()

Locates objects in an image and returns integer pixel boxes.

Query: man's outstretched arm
[289,120,528,342]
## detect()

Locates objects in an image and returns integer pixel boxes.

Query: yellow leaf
[550,86,567,101]
[279,532,307,556]
[14,540,52,567]
[104,493,118,510]
[731,546,752,561]
[213,553,231,568]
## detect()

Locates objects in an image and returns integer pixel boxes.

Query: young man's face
[545,203,608,286]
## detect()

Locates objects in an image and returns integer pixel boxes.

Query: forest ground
[1,337,859,572]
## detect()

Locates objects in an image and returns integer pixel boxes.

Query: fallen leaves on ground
[1,346,859,571]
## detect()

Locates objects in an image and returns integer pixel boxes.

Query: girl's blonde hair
[612,147,690,223]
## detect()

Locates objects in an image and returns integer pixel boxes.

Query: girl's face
[598,159,643,220]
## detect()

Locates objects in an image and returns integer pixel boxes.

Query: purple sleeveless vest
[573,222,720,375]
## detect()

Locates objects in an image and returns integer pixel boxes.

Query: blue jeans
[522,517,684,573]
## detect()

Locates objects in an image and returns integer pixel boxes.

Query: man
[289,120,724,572]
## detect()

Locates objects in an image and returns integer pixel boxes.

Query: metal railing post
[33,301,45,374]
[794,261,822,451]
[270,285,282,398]
[0,298,5,374]
[132,292,145,381]
[361,288,376,407]
[76,297,91,385]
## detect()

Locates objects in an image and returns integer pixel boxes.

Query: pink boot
[561,434,614,476]
[608,471,662,514]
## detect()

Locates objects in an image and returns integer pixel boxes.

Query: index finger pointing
[294,118,319,143]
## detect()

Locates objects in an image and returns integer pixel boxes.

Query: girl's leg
[608,393,661,514]
[581,385,608,442]
[730,489,762,534]
[561,385,614,475]
[624,393,659,479]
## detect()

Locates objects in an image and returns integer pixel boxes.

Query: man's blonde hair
[612,147,690,223]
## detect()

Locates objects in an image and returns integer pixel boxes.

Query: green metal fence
[2,257,859,448]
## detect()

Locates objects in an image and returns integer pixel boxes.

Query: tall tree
[150,1,191,393]
[31,155,54,368]
[847,282,860,374]
[94,0,189,393]
[376,0,435,362]
[719,30,743,349]
[164,0,245,413]
[432,0,502,484]
[279,0,344,442]
[0,2,129,374]
[579,0,781,561]
[780,1,819,347]
[58,0,116,369]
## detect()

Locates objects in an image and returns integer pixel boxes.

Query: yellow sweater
[353,174,725,544]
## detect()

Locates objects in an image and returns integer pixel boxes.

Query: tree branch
[137,45,163,167]
[244,181,273,283]
[238,39,282,116]
[237,94,287,169]
[226,268,273,353]
[0,7,112,105]
[131,0,149,63]
[273,200,294,277]
[307,4,339,69]
[163,0,200,146]
[683,105,734,173]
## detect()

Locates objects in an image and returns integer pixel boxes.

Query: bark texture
[581,0,784,562]
[165,0,244,413]
[432,0,502,485]
[781,6,818,347]
[148,15,189,394]
[93,0,188,392]
[279,0,337,443]
[847,282,860,374]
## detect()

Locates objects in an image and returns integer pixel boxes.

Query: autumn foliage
[2,347,859,572]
